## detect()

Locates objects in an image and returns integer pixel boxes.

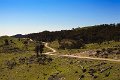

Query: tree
[35,42,44,57]
[35,45,40,57]
[23,40,29,50]
[4,39,9,45]
[39,44,44,54]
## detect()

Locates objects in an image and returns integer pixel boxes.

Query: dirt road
[43,43,120,62]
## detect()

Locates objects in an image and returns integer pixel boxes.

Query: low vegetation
[0,53,120,80]
[0,36,49,54]
[48,40,120,59]
[0,36,35,53]
[59,39,84,49]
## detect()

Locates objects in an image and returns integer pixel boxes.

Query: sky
[0,0,120,36]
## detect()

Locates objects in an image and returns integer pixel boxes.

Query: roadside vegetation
[48,40,120,59]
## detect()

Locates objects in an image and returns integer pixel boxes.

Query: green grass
[0,36,51,54]
[48,40,120,54]
[0,53,120,80]
[85,41,120,50]
[43,46,53,53]
[0,36,26,53]
[0,37,120,80]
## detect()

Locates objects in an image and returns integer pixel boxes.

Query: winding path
[43,43,120,62]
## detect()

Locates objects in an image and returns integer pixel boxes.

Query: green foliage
[59,39,84,49]
[4,39,9,45]
[35,42,44,57]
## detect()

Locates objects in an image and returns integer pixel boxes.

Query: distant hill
[12,34,27,38]
[14,23,120,44]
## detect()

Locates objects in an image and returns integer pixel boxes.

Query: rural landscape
[0,0,120,80]
[0,24,120,80]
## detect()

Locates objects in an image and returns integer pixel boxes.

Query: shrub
[59,39,84,49]
[5,59,17,69]
[4,39,9,45]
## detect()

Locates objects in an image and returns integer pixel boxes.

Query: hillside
[24,23,120,44]
[0,36,120,80]
[0,23,120,80]
[0,41,120,80]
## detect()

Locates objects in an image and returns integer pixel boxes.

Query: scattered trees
[27,23,120,44]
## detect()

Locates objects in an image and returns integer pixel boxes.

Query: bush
[59,39,84,49]
[4,39,9,45]
[5,59,17,69]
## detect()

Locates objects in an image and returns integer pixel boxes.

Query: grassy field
[49,41,120,53]
[0,37,120,80]
[0,53,120,80]
[48,41,120,59]
[0,36,50,53]
[0,36,35,53]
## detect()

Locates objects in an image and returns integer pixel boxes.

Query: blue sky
[0,0,120,36]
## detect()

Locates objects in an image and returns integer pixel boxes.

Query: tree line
[24,23,120,43]
[13,23,120,49]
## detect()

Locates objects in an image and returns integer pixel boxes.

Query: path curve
[43,43,120,62]
[43,43,57,55]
